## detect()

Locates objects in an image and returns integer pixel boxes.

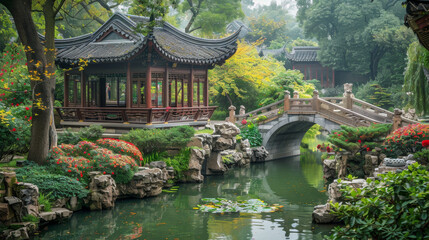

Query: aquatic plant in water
[194,198,281,213]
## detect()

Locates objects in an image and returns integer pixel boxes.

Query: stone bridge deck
[231,90,418,160]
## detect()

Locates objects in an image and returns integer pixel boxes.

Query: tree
[296,0,414,82]
[129,0,178,33]
[403,41,429,118]
[0,6,16,52]
[179,0,243,35]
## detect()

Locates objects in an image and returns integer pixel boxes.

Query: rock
[240,139,250,150]
[117,168,165,198]
[52,208,73,219]
[323,159,336,181]
[86,172,118,210]
[251,146,269,162]
[15,183,39,217]
[68,196,81,211]
[312,203,339,224]
[52,198,69,208]
[371,156,378,165]
[203,144,211,158]
[39,208,73,226]
[182,148,205,183]
[379,154,386,162]
[220,150,246,167]
[4,227,30,240]
[1,171,16,197]
[214,137,235,151]
[39,211,56,222]
[0,202,14,223]
[149,161,167,169]
[406,154,415,161]
[214,122,240,138]
[187,137,204,148]
[206,152,226,175]
[406,160,417,167]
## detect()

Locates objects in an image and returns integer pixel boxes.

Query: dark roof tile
[286,46,319,62]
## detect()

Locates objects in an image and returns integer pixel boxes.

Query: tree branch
[54,0,66,17]
[79,1,104,24]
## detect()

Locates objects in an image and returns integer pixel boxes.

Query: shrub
[38,193,52,212]
[78,125,104,142]
[383,123,429,157]
[57,128,80,145]
[413,149,429,165]
[49,140,139,184]
[120,126,195,156]
[96,138,143,163]
[328,163,429,240]
[16,163,89,200]
[162,148,190,179]
[239,121,262,147]
[211,109,228,120]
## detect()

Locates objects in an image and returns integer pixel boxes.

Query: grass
[195,129,214,135]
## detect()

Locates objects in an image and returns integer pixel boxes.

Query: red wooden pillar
[189,67,194,107]
[309,65,312,80]
[126,62,132,108]
[163,65,169,107]
[80,70,86,107]
[332,68,335,87]
[321,67,324,88]
[204,69,209,106]
[64,72,69,107]
[325,67,329,88]
[304,65,307,80]
[292,64,295,70]
[146,66,152,108]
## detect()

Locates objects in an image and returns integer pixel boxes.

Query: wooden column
[189,67,194,107]
[304,65,307,80]
[204,69,209,106]
[81,71,86,107]
[309,65,312,80]
[163,65,169,107]
[126,62,132,108]
[146,66,152,108]
[64,72,69,107]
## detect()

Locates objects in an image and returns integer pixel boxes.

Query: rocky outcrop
[85,172,119,210]
[312,203,339,224]
[323,159,336,181]
[251,146,269,163]
[39,208,73,226]
[15,183,39,217]
[206,152,227,175]
[214,122,240,138]
[1,222,37,240]
[117,167,167,198]
[182,148,205,183]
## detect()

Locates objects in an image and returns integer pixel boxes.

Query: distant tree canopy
[296,0,414,82]
[178,0,243,35]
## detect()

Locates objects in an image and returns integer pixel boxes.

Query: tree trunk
[1,0,55,164]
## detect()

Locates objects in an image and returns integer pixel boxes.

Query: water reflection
[37,149,332,240]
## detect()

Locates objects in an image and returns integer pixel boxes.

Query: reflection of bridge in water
[234,88,417,160]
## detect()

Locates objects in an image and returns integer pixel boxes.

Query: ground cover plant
[49,139,140,184]
[57,125,105,145]
[239,120,262,147]
[328,163,429,240]
[383,123,429,158]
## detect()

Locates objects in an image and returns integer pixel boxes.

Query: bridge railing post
[283,90,290,112]
[293,91,299,105]
[239,105,246,115]
[228,105,236,123]
[392,108,403,131]
[344,90,353,109]
[312,90,320,111]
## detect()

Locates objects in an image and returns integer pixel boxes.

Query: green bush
[121,126,195,156]
[163,148,191,180]
[16,163,89,200]
[58,125,105,145]
[239,121,262,147]
[328,163,429,240]
[414,149,429,165]
[38,193,52,212]
[210,109,228,120]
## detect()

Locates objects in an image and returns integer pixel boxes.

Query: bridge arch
[260,114,341,160]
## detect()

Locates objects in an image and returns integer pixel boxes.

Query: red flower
[422,140,429,147]
[366,147,371,152]
[317,144,321,149]
[11,128,16,132]
[25,107,29,111]
[326,146,331,153]
[166,106,171,112]
[241,119,247,125]
[358,139,361,144]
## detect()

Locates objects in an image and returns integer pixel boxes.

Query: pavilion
[54,13,240,125]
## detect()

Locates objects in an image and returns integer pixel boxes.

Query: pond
[36,147,333,240]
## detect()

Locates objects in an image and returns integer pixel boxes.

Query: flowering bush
[96,138,143,163]
[383,123,429,157]
[0,102,32,159]
[239,120,262,147]
[49,140,140,184]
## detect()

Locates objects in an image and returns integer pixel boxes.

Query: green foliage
[356,81,393,110]
[38,193,52,212]
[413,149,429,165]
[210,109,227,120]
[58,125,105,145]
[162,148,190,179]
[239,122,262,147]
[22,214,39,223]
[195,128,214,135]
[403,42,429,116]
[129,0,178,34]
[286,38,318,52]
[328,164,429,240]
[121,126,195,155]
[0,7,16,52]
[179,0,243,35]
[383,123,429,157]
[297,0,414,82]
[328,124,392,156]
[16,163,89,200]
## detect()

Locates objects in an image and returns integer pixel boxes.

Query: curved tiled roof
[54,13,240,66]
[286,46,320,62]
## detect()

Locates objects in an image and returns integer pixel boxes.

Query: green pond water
[37,145,333,240]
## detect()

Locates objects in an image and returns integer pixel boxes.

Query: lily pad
[195,198,281,213]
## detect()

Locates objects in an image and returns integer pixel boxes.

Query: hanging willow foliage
[403,42,429,117]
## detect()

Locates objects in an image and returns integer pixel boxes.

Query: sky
[252,0,297,15]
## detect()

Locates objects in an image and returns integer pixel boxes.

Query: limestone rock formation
[214,122,240,138]
[322,159,336,181]
[86,172,119,210]
[182,148,205,183]
[251,146,269,162]
[312,203,339,224]
[117,167,168,198]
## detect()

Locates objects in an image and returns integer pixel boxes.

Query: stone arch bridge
[232,89,418,160]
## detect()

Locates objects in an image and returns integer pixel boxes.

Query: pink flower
[241,119,247,125]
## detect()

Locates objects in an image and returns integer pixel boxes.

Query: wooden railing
[56,106,217,124]
[231,89,418,130]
